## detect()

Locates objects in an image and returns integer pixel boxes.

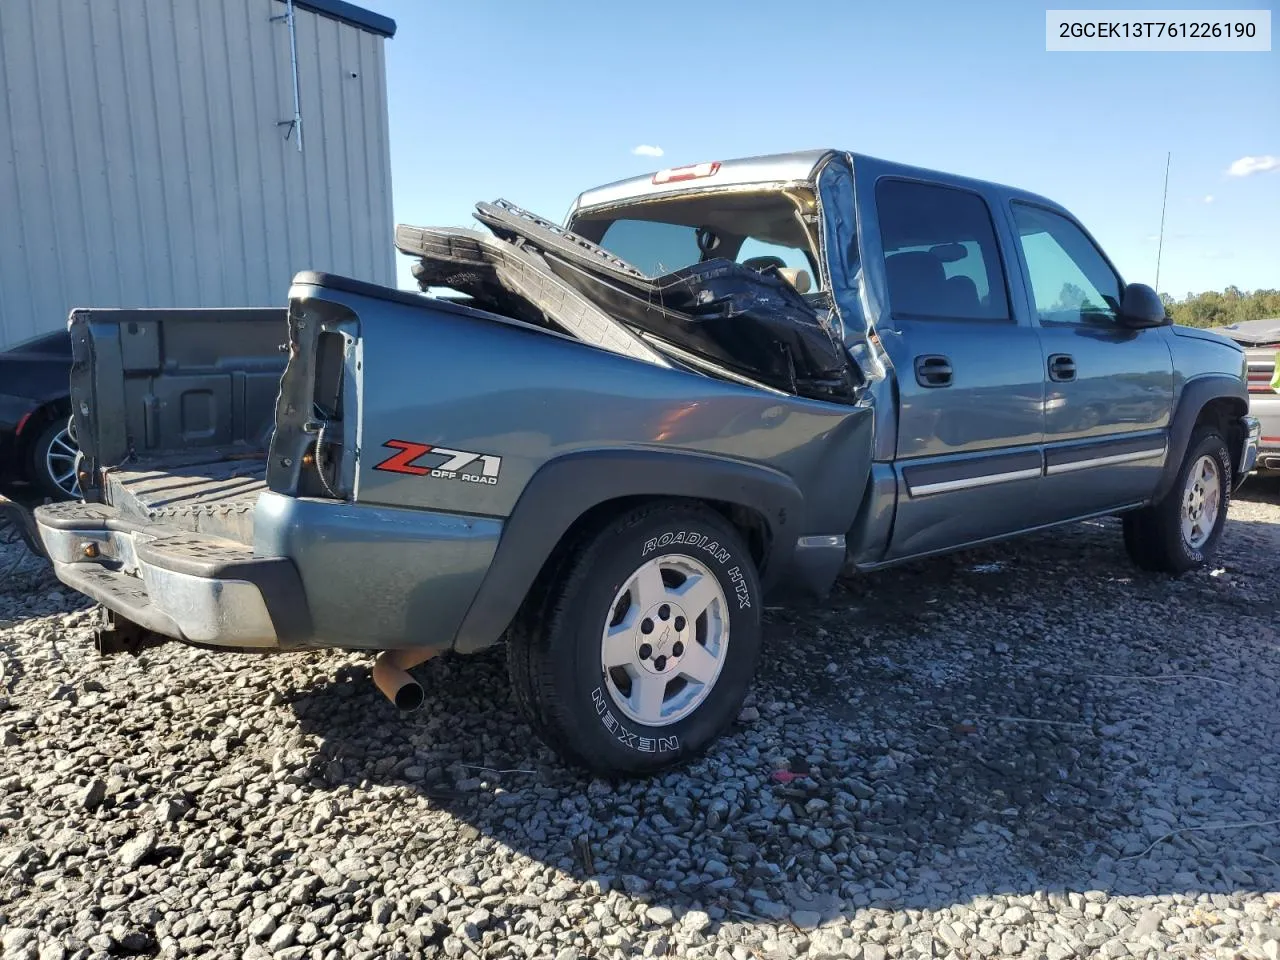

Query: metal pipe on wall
[273,0,304,152]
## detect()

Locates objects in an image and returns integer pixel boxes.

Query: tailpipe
[372,647,438,711]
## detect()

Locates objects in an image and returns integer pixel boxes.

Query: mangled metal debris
[394,200,860,403]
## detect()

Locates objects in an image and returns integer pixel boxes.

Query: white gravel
[2,481,1279,960]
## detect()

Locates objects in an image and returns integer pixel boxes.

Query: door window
[1011,204,1123,325]
[876,179,1012,322]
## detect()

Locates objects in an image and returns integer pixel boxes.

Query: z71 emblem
[374,440,501,485]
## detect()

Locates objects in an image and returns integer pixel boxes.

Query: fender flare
[451,448,804,654]
[1152,374,1248,502]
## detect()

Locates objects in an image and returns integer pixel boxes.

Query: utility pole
[1154,152,1171,294]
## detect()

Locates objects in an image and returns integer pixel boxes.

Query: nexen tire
[507,501,762,776]
[1123,426,1232,574]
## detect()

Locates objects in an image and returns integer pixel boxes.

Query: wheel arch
[1152,376,1248,502]
[16,396,70,447]
[451,449,803,654]
[15,397,73,481]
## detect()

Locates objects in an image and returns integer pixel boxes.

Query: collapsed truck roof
[394,196,861,404]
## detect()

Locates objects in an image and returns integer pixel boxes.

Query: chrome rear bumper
[34,500,310,648]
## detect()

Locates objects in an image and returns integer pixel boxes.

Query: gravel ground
[2,482,1279,960]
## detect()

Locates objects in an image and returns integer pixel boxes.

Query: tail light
[302,332,347,497]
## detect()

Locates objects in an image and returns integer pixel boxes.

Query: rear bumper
[254,491,502,651]
[33,492,503,654]
[1248,394,1280,472]
[34,500,309,648]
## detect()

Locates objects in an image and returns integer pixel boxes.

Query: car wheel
[1123,426,1231,574]
[29,416,81,500]
[507,501,762,775]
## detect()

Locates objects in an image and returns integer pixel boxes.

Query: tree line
[1158,287,1280,329]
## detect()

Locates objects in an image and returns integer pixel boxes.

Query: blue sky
[359,0,1278,298]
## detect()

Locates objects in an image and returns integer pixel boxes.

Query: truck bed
[67,306,286,541]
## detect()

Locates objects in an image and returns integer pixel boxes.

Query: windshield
[570,191,823,291]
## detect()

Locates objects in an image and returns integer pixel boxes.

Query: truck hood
[1171,324,1244,350]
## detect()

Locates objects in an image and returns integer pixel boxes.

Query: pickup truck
[1211,317,1280,474]
[26,150,1261,775]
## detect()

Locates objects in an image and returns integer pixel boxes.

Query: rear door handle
[1048,354,1076,382]
[915,355,953,388]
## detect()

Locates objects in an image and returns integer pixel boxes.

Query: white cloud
[1145,234,1160,242]
[1227,155,1279,177]
[1203,194,1214,204]
[631,144,664,158]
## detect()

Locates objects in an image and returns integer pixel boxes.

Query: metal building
[0,0,396,349]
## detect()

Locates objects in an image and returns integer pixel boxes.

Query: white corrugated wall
[0,0,394,349]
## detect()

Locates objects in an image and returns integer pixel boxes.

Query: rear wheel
[29,416,80,500]
[508,501,762,775]
[1123,426,1231,573]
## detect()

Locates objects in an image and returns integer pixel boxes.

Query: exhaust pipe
[372,647,438,711]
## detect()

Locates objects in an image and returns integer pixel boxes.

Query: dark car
[0,330,77,499]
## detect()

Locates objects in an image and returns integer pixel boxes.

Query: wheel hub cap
[1181,454,1221,550]
[634,601,689,674]
[601,554,729,728]
[45,423,81,499]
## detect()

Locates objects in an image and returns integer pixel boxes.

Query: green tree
[1166,288,1280,328]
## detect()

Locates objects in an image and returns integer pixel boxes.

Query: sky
[358,0,1279,299]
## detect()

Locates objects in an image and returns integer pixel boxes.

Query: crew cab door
[1007,203,1174,515]
[868,178,1046,560]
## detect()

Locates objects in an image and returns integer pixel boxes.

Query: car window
[597,219,701,276]
[5,330,71,356]
[876,179,1011,322]
[1011,203,1122,325]
[593,219,822,289]
[736,237,814,276]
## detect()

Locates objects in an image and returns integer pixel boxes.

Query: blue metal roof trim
[290,0,396,38]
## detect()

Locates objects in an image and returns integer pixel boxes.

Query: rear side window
[597,220,701,276]
[876,179,1011,322]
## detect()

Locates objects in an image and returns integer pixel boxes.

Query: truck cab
[567,150,1260,567]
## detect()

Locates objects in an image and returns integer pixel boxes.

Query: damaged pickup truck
[27,150,1261,774]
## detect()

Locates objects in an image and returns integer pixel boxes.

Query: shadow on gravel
[1237,475,1280,506]
[288,514,1280,922]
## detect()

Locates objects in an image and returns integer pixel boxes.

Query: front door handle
[1048,353,1076,382]
[915,355,953,388]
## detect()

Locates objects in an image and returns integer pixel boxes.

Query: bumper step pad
[34,500,310,648]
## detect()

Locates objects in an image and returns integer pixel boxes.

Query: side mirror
[1119,283,1171,329]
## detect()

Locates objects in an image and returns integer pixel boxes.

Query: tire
[508,500,762,776]
[28,416,80,501]
[1123,426,1231,574]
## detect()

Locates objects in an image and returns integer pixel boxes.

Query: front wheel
[1123,426,1231,573]
[507,501,762,775]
